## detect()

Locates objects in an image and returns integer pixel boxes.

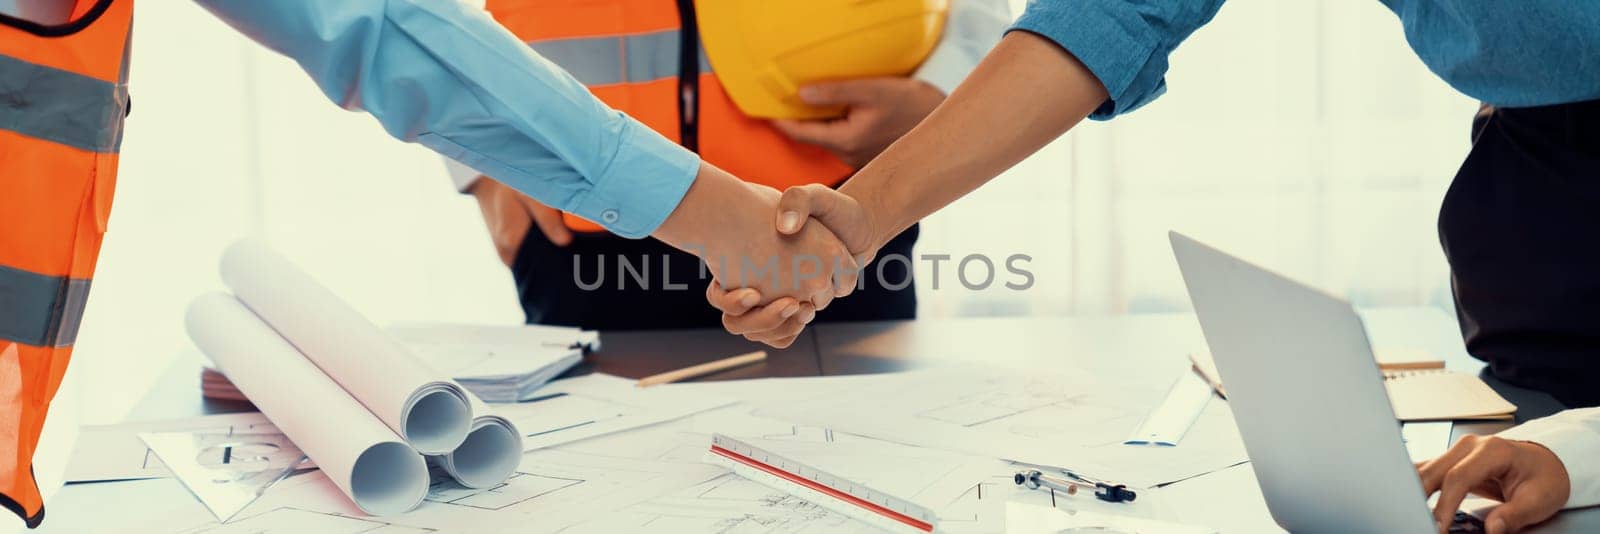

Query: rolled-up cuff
[1008,1,1159,120]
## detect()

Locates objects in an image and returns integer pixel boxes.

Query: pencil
[636,350,768,388]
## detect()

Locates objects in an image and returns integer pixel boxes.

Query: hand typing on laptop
[1417,435,1571,534]
[1168,234,1599,533]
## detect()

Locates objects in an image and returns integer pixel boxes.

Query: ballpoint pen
[1013,469,1138,503]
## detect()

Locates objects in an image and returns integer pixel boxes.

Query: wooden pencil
[636,350,768,387]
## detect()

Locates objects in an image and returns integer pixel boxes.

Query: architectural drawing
[425,469,583,511]
[762,366,1250,488]
[171,506,435,534]
[915,378,1145,447]
[559,472,880,534]
[551,420,711,464]
[67,412,286,483]
[499,392,634,439]
[491,374,734,451]
[934,468,1195,533]
[142,430,308,521]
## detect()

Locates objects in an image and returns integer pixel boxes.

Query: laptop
[1169,231,1483,533]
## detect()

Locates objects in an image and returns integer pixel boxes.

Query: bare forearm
[842,31,1109,248]
[653,163,768,253]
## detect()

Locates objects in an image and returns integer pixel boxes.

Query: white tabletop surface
[38,308,1600,533]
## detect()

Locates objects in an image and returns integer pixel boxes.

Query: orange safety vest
[485,0,854,233]
[0,0,131,526]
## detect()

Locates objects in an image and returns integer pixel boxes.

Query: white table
[40,308,1600,532]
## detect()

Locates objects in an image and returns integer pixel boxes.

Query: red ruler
[707,433,939,533]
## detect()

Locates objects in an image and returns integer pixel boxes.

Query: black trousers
[1440,99,1600,408]
[509,223,919,331]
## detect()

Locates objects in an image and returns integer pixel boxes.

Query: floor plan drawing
[499,393,634,439]
[913,374,1147,447]
[559,472,880,534]
[491,374,734,451]
[142,430,309,522]
[425,471,585,511]
[932,466,1195,534]
[66,412,286,483]
[133,445,727,534]
[763,366,1250,488]
[172,506,436,534]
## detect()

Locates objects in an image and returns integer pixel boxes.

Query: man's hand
[705,282,815,348]
[654,163,860,311]
[774,184,883,263]
[470,177,573,266]
[705,184,884,347]
[772,77,945,168]
[1418,434,1572,534]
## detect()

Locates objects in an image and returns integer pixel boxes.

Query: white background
[66,0,1476,425]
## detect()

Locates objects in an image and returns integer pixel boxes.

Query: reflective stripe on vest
[0,53,126,153]
[488,0,854,234]
[0,266,91,348]
[529,29,713,87]
[0,0,132,525]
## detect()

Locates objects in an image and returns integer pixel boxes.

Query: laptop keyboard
[1447,511,1486,533]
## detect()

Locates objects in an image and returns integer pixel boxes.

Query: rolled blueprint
[430,388,522,489]
[186,293,428,516]
[220,238,470,454]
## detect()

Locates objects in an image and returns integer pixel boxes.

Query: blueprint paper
[701,413,1000,513]
[430,388,521,489]
[220,238,470,453]
[703,433,988,531]
[760,366,1250,488]
[551,407,995,533]
[92,371,1238,533]
[548,414,893,533]
[667,400,1218,534]
[495,374,736,451]
[563,471,886,533]
[95,374,1210,533]
[186,293,428,516]
[140,430,306,522]
[142,447,728,534]
[66,412,277,483]
[654,373,904,410]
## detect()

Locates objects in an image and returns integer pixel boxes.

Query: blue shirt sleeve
[1010,0,1226,120]
[193,0,699,239]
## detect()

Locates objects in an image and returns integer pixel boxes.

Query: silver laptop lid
[1170,231,1434,533]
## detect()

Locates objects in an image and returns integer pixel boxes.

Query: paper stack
[184,238,523,516]
[388,323,595,401]
[201,323,594,403]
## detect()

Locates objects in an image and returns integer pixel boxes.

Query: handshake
[654,162,898,348]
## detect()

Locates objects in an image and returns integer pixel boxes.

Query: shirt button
[600,209,620,224]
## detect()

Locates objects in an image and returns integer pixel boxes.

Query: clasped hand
[703,184,882,347]
[657,165,871,340]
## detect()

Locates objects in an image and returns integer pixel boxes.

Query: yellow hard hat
[697,0,949,120]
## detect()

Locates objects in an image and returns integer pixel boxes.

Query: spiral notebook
[1190,349,1515,422]
[1381,368,1515,421]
